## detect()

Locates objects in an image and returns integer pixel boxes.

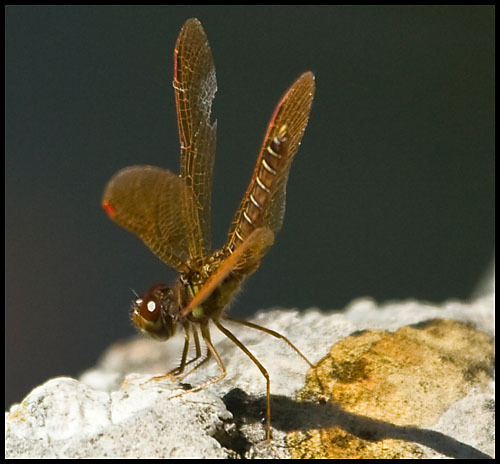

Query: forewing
[102,165,193,272]
[174,18,217,261]
[181,227,274,317]
[226,72,315,254]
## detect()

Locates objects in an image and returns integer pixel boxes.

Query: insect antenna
[130,288,140,299]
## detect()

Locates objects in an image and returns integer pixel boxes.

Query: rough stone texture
[5,293,494,458]
[4,376,233,458]
[287,318,494,458]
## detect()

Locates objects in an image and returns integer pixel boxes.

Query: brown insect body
[102,18,315,440]
[131,256,244,341]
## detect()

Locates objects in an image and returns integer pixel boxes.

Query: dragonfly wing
[174,18,217,262]
[181,227,274,317]
[225,72,315,255]
[102,165,194,272]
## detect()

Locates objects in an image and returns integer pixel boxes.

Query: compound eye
[138,297,161,322]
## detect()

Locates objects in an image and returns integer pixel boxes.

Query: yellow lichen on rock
[287,319,494,458]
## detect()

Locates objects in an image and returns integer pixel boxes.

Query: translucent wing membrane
[181,227,274,317]
[226,72,315,254]
[102,166,193,272]
[102,18,217,272]
[174,18,217,261]
[102,18,315,443]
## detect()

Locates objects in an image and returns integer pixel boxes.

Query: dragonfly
[102,18,315,441]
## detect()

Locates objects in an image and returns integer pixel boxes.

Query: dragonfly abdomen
[232,126,289,248]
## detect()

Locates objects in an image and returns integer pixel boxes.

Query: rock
[5,294,494,458]
[5,376,233,458]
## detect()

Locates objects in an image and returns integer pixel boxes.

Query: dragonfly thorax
[101,17,315,442]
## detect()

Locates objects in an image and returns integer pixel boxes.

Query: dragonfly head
[131,284,178,340]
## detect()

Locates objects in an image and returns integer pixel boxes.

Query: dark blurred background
[5,5,494,409]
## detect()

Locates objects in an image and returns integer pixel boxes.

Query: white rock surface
[5,376,232,458]
[5,294,494,458]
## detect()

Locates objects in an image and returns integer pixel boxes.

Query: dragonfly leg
[223,315,314,367]
[141,324,191,385]
[165,323,191,377]
[183,324,203,367]
[168,323,226,399]
[173,326,212,382]
[214,319,272,441]
[169,323,204,378]
[144,324,205,385]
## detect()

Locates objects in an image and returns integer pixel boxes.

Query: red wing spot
[174,47,179,77]
[102,201,116,217]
